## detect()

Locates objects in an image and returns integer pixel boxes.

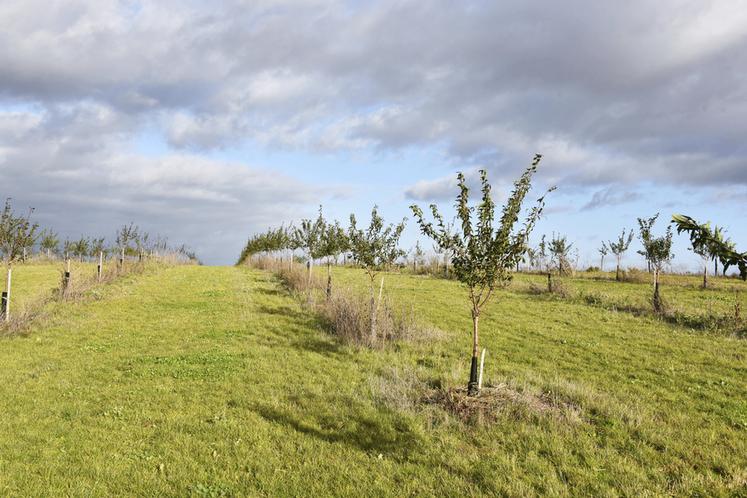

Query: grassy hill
[1,263,745,496]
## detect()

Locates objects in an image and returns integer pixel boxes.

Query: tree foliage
[348,206,406,280]
[549,233,573,275]
[672,214,746,280]
[411,154,551,395]
[0,198,39,266]
[608,228,634,281]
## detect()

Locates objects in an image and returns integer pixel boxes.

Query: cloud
[0,0,745,187]
[2,0,747,262]
[404,168,498,202]
[0,105,327,264]
[582,187,642,211]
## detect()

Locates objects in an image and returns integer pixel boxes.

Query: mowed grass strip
[1,264,746,496]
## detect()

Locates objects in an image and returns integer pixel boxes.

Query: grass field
[1,263,746,496]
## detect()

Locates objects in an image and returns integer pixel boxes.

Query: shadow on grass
[249,397,421,461]
[253,287,283,297]
[254,304,345,357]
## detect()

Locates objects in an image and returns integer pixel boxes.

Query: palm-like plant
[411,154,552,396]
[672,215,746,281]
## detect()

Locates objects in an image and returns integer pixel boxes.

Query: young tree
[40,230,60,259]
[411,241,425,273]
[608,229,634,281]
[136,232,151,261]
[72,236,90,262]
[295,207,326,285]
[672,215,747,281]
[411,155,552,396]
[62,239,74,262]
[640,223,674,312]
[549,233,573,276]
[537,234,549,272]
[90,237,106,258]
[598,242,609,272]
[636,214,658,273]
[116,223,139,266]
[318,220,349,298]
[91,237,106,280]
[0,199,39,322]
[348,206,406,342]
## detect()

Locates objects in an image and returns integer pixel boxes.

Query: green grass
[1,264,746,496]
[3,261,98,311]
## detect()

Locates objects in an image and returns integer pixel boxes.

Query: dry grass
[268,262,441,347]
[424,383,583,426]
[0,259,182,336]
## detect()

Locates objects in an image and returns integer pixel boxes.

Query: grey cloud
[582,188,642,211]
[0,106,329,264]
[1,0,746,188]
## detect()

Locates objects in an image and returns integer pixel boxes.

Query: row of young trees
[1,198,197,323]
[241,154,552,396]
[241,155,745,396]
[239,205,406,340]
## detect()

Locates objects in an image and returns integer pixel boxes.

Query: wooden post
[62,259,71,296]
[97,251,103,281]
[478,348,487,390]
[0,292,7,321]
[3,267,11,322]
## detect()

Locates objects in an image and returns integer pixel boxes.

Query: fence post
[62,259,71,296]
[0,292,7,321]
[3,267,11,322]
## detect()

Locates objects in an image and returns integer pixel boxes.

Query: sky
[1,0,745,268]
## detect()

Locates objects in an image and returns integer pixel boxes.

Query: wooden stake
[97,251,103,281]
[3,267,11,322]
[478,348,487,390]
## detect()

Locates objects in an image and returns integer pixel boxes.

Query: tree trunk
[702,265,708,289]
[97,251,103,281]
[714,259,718,277]
[467,311,480,396]
[600,256,604,272]
[369,280,377,343]
[616,261,621,282]
[547,272,553,293]
[653,269,662,313]
[326,261,332,300]
[307,259,312,287]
